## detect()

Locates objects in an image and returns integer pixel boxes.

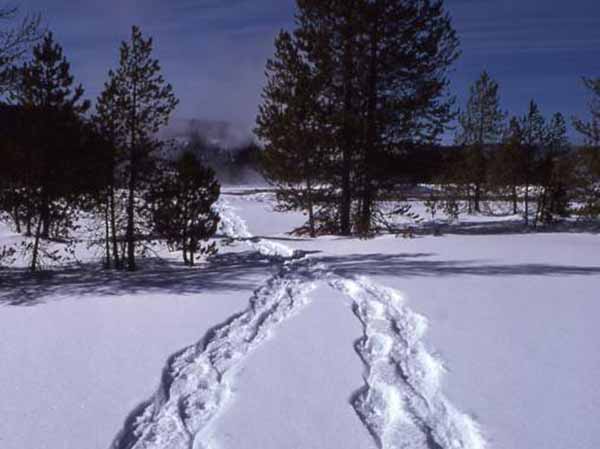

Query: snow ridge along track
[331,276,486,449]
[111,201,321,449]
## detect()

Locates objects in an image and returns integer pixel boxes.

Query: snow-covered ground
[1,189,599,449]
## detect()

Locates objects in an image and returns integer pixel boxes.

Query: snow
[212,285,375,449]
[1,188,600,449]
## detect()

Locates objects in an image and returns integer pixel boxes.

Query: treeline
[257,0,600,236]
[0,15,220,271]
[434,73,600,228]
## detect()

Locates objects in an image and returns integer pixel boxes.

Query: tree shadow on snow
[417,218,600,236]
[321,253,600,279]
[0,251,280,307]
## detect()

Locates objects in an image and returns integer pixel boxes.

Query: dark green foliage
[535,113,572,225]
[257,29,328,237]
[490,117,526,214]
[101,26,179,271]
[259,0,460,236]
[91,76,125,269]
[573,77,600,146]
[5,33,93,271]
[572,77,600,219]
[147,152,220,266]
[455,71,506,213]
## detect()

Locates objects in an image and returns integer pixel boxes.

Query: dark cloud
[15,0,600,138]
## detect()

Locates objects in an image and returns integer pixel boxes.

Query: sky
[14,0,600,139]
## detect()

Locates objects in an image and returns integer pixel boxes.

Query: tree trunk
[13,205,21,234]
[126,148,136,271]
[183,246,189,266]
[339,4,355,236]
[360,8,380,236]
[126,75,139,272]
[306,177,316,238]
[524,181,530,226]
[25,194,32,236]
[104,198,111,269]
[30,215,43,272]
[474,183,481,213]
[41,191,50,239]
[109,183,120,269]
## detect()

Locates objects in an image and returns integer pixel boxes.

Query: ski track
[111,198,486,449]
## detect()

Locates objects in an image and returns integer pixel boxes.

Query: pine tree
[10,32,90,271]
[93,77,125,269]
[492,117,525,215]
[0,104,28,233]
[456,71,506,213]
[147,151,220,266]
[356,0,459,234]
[293,0,363,235]
[535,112,570,225]
[106,26,178,271]
[573,77,600,218]
[256,30,328,237]
[519,100,546,225]
[573,77,600,147]
[260,0,459,236]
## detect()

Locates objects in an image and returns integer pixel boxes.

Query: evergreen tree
[256,30,328,237]
[0,104,29,233]
[93,77,125,269]
[356,0,459,234]
[535,112,571,225]
[147,151,220,266]
[573,77,600,146]
[293,0,362,235]
[260,0,459,236]
[106,26,178,271]
[456,71,506,213]
[490,117,524,215]
[519,100,546,225]
[573,77,600,218]
[10,32,91,271]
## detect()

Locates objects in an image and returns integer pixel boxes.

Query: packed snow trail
[331,277,486,449]
[111,201,322,449]
[111,198,485,449]
[111,261,321,449]
[216,200,296,258]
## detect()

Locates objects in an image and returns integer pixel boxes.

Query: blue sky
[16,0,600,137]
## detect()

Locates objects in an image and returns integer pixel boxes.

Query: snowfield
[1,189,599,449]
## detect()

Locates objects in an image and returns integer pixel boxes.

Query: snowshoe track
[331,276,486,449]
[111,260,320,449]
[111,200,321,449]
[216,200,296,258]
[111,198,486,449]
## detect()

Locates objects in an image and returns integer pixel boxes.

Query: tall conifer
[105,26,178,271]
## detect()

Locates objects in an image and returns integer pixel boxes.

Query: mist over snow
[160,118,255,150]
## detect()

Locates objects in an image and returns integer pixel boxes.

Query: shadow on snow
[0,251,279,307]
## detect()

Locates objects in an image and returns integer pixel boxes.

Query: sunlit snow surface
[1,187,599,449]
